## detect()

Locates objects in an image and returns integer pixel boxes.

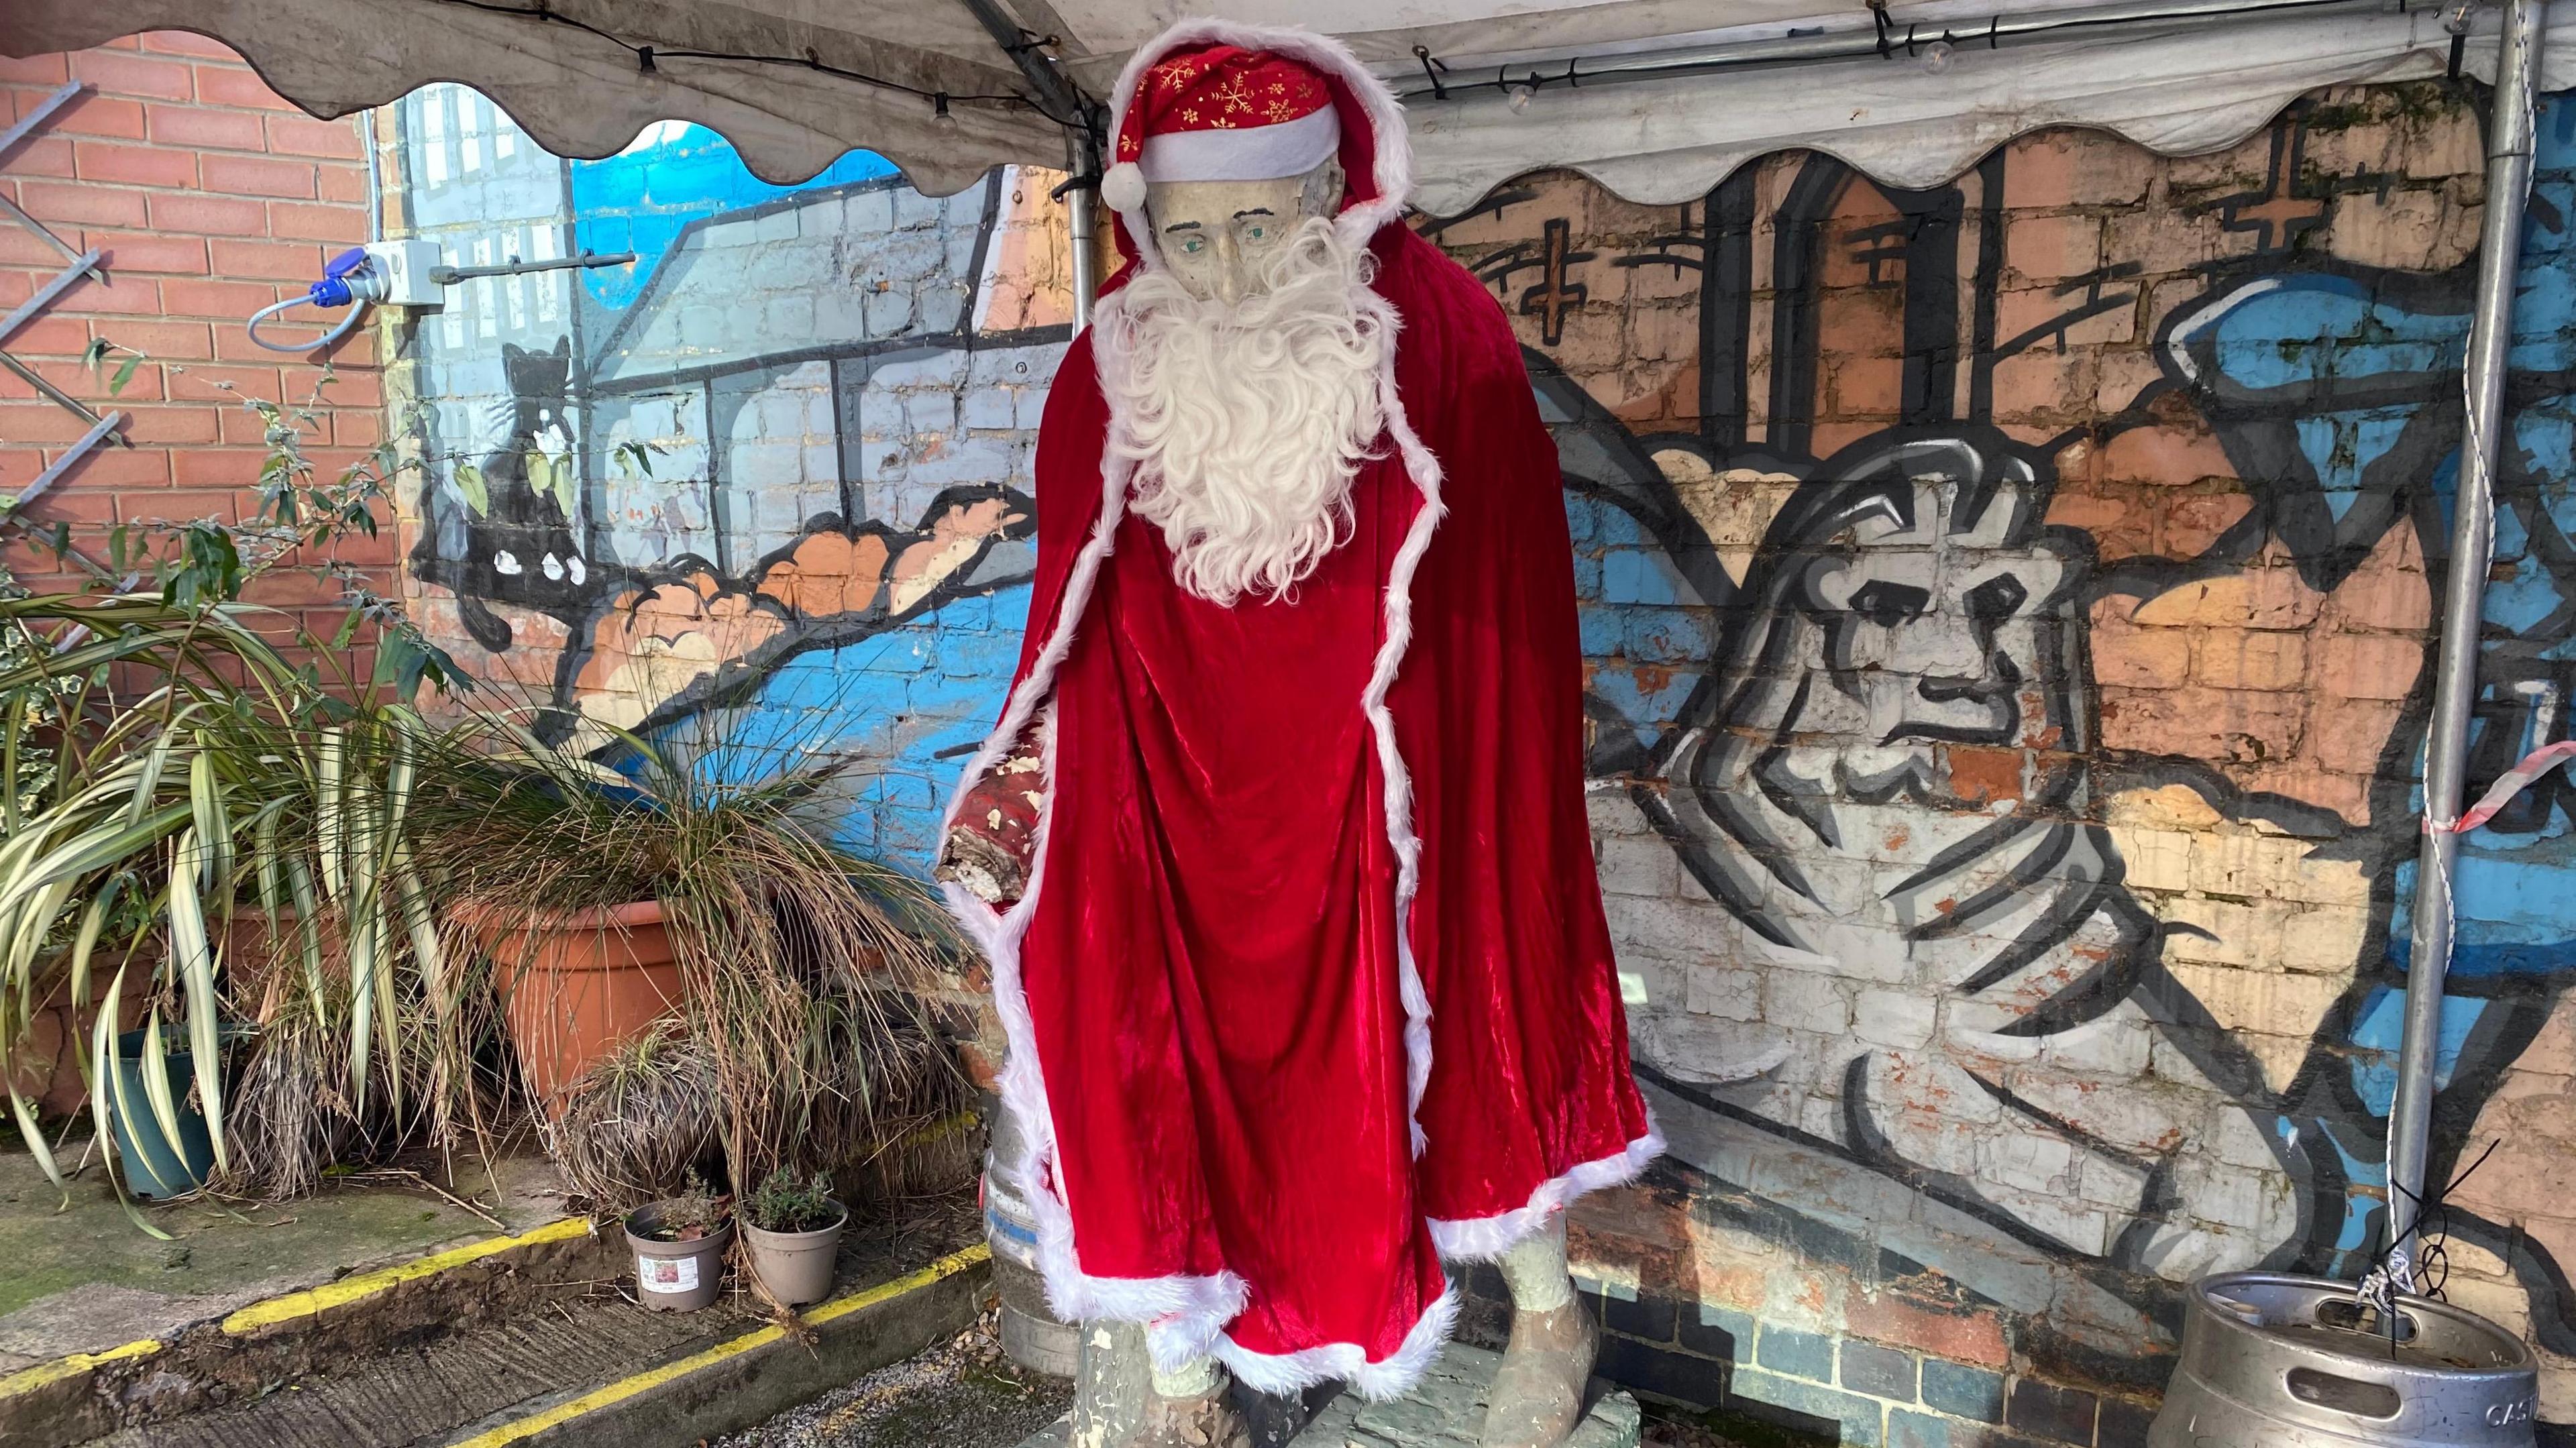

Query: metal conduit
[2384,0,2551,1289]
[1393,0,2392,103]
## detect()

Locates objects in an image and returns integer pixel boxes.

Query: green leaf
[166,828,227,1174]
[109,353,142,397]
[453,463,489,517]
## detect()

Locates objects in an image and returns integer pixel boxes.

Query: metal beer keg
[985,1104,1080,1378]
[2151,1272,2536,1448]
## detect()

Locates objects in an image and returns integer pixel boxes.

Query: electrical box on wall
[362,239,445,309]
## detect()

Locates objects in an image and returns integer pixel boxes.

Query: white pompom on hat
[1104,42,1342,215]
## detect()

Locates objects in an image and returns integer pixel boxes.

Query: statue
[938,23,1658,1447]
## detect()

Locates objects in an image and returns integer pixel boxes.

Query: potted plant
[0,378,478,1220]
[411,708,967,1213]
[624,1171,733,1312]
[741,1168,847,1306]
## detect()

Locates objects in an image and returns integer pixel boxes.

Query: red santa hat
[1099,23,1412,270]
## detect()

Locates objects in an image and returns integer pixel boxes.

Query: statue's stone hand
[934,720,1048,907]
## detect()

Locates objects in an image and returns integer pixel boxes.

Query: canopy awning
[3,1,2570,211]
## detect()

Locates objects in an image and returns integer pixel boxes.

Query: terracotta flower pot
[486,901,683,1105]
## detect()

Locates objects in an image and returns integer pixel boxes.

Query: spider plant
[0,367,473,1221]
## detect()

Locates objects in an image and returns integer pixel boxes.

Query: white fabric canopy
[3,0,2569,209]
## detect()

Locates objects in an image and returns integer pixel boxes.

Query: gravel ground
[716,1307,1071,1448]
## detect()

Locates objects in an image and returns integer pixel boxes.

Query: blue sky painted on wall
[568,121,899,311]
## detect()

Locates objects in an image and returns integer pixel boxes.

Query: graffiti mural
[393,90,1070,860]
[1426,82,2576,1407]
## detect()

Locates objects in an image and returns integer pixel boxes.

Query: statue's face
[1145,161,1344,302]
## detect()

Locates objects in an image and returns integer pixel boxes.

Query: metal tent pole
[955,0,1100,327]
[2384,0,2550,1286]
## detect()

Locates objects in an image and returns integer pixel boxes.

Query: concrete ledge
[0,1215,612,1448]
[446,1243,993,1448]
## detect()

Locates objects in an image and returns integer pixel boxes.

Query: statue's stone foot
[1129,1382,1253,1447]
[1479,1300,1597,1448]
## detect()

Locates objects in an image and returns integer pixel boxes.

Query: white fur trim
[1140,106,1340,182]
[1101,160,1146,213]
[1426,1122,1668,1262]
[1351,284,1444,1154]
[1211,1285,1461,1402]
[1102,21,1411,267]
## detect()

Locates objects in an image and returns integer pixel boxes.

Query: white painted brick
[1599,836,1680,897]
[1686,962,1763,1021]
[1854,989,1935,1049]
[1763,971,1849,1034]
[1986,1128,2078,1195]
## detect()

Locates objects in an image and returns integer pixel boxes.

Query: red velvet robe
[940,19,1658,1400]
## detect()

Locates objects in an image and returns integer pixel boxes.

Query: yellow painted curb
[449,1242,992,1448]
[223,1216,594,1335]
[0,1337,161,1401]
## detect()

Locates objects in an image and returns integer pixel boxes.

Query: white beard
[1098,218,1389,606]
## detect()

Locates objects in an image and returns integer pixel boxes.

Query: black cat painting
[417,337,594,648]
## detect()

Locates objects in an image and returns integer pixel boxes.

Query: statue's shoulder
[1377,225,1523,378]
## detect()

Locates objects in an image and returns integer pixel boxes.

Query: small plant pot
[625,1202,733,1312]
[109,1030,215,1199]
[743,1203,848,1306]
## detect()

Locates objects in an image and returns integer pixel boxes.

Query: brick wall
[0,33,385,614]
[1428,80,2576,1441]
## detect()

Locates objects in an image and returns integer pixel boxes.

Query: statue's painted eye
[1244,224,1268,241]
[1177,235,1206,254]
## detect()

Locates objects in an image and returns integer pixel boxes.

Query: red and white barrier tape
[2431,739,2576,834]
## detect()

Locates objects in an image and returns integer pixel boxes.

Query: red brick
[1851,1292,2012,1368]
[140,32,246,61]
[313,164,368,205]
[191,66,298,111]
[158,488,253,522]
[87,232,209,276]
[54,443,168,490]
[216,402,280,444]
[7,315,93,357]
[160,277,280,319]
[16,178,149,229]
[0,56,72,87]
[311,368,382,407]
[67,50,196,103]
[200,153,313,199]
[0,229,66,268]
[2,139,76,179]
[266,115,364,160]
[72,141,196,188]
[331,410,384,447]
[47,93,146,140]
[46,278,163,315]
[91,318,212,361]
[144,103,265,152]
[172,445,272,486]
[174,363,283,400]
[267,201,368,244]
[209,237,325,282]
[147,191,266,237]
[13,355,161,402]
[121,405,221,445]
[35,486,129,524]
[0,402,96,445]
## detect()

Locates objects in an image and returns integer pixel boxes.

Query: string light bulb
[1507,82,1536,112]
[932,92,958,130]
[1919,39,1955,73]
